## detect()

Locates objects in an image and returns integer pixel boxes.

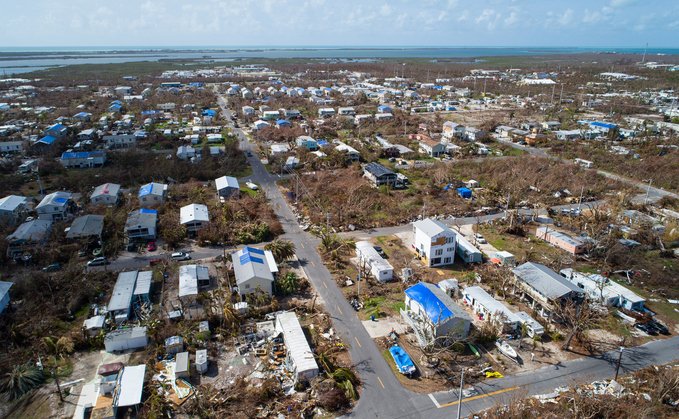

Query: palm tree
[264,238,296,264]
[278,272,300,295]
[0,362,45,401]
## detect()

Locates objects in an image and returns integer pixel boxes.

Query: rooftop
[405,282,472,324]
[512,262,583,300]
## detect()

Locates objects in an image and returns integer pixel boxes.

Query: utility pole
[559,83,564,105]
[615,346,624,380]
[422,203,426,219]
[404,121,407,137]
[578,185,584,212]
[642,42,648,63]
[644,179,653,204]
[551,83,556,104]
[456,368,467,419]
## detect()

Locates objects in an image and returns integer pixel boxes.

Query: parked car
[373,246,387,257]
[150,258,165,266]
[171,252,191,261]
[147,241,156,251]
[474,233,487,244]
[78,250,87,257]
[634,322,658,336]
[43,263,61,272]
[87,257,108,266]
[646,320,670,335]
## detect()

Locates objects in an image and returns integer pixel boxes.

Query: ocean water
[1,46,677,75]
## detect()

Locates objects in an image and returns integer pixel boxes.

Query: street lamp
[615,346,624,380]
[456,368,469,419]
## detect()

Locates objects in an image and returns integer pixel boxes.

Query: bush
[318,387,349,411]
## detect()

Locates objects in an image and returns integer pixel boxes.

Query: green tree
[278,272,300,295]
[0,362,45,401]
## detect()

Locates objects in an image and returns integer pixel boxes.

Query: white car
[246,182,259,191]
[171,252,191,261]
[474,233,487,244]
[87,257,108,266]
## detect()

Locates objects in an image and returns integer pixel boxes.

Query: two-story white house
[180,204,209,234]
[442,121,465,141]
[412,218,457,267]
[36,192,75,221]
[102,133,136,149]
[0,195,29,226]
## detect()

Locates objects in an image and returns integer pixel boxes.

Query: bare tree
[552,299,603,351]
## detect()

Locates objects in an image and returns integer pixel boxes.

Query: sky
[2,0,678,48]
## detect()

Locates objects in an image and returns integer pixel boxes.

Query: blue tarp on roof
[202,109,216,116]
[37,136,57,144]
[141,111,159,115]
[378,106,392,113]
[48,124,65,131]
[74,112,90,117]
[591,122,616,129]
[404,282,454,322]
[276,119,290,125]
[138,184,154,197]
[110,100,122,105]
[54,197,67,204]
[62,152,91,159]
[317,140,331,147]
[139,209,157,214]
[389,346,416,375]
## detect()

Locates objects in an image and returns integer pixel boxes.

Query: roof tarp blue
[139,209,157,214]
[138,184,153,197]
[404,282,453,322]
[38,136,57,144]
[62,152,90,159]
[389,346,416,374]
[244,247,264,255]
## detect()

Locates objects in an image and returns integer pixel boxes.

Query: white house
[138,182,168,207]
[242,106,255,115]
[412,218,457,267]
[0,195,29,225]
[402,282,472,347]
[442,121,465,140]
[91,183,121,206]
[108,271,138,324]
[232,247,278,296]
[102,133,136,149]
[61,151,106,168]
[36,192,74,221]
[177,145,198,160]
[560,268,645,311]
[462,286,521,331]
[512,262,584,314]
[418,137,446,157]
[215,175,240,199]
[335,143,360,162]
[178,265,211,303]
[355,241,394,282]
[104,327,148,352]
[180,204,209,233]
[0,141,24,154]
[275,312,319,381]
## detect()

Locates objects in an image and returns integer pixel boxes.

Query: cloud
[380,4,392,16]
[476,9,495,23]
[458,10,469,21]
[558,8,574,25]
[582,9,602,23]
[610,0,637,7]
[504,12,519,26]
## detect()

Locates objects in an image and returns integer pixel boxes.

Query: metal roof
[125,209,157,229]
[413,218,452,238]
[0,195,28,212]
[275,312,319,378]
[7,219,51,244]
[138,182,166,198]
[36,191,72,209]
[66,215,104,239]
[215,175,239,191]
[405,282,471,324]
[115,365,146,407]
[180,204,209,225]
[0,281,12,301]
[36,135,56,144]
[91,183,121,198]
[133,271,153,296]
[356,241,393,273]
[179,265,209,298]
[363,162,394,177]
[462,286,520,323]
[232,247,275,286]
[512,262,582,300]
[108,271,137,312]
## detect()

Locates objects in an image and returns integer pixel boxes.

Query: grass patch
[239,183,259,197]
[381,348,412,386]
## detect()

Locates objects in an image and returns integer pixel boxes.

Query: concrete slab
[362,315,408,338]
[459,224,499,256]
